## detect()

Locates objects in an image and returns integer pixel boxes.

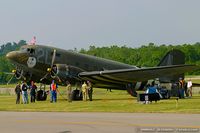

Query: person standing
[107,88,112,92]
[187,79,193,97]
[179,78,185,99]
[15,83,21,104]
[50,80,57,103]
[81,81,88,101]
[30,81,37,103]
[87,81,93,101]
[66,81,72,102]
[21,81,29,104]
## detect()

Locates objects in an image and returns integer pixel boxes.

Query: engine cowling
[51,64,84,80]
[12,68,24,79]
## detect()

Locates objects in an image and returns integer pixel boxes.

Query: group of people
[178,78,192,99]
[81,81,93,101]
[45,79,94,103]
[66,80,93,102]
[14,77,193,104]
[15,79,94,104]
[15,81,37,104]
[143,77,193,103]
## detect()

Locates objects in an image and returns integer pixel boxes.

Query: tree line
[0,40,26,84]
[80,43,200,74]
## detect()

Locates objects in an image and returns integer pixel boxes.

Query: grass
[0,84,200,113]
[185,75,200,84]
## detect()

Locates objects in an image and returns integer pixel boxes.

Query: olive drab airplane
[6,44,198,96]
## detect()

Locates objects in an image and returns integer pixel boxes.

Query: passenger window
[75,62,80,67]
[84,64,89,70]
[93,66,98,70]
[51,52,61,57]
[56,53,61,57]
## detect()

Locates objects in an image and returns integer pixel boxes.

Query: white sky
[0,0,200,50]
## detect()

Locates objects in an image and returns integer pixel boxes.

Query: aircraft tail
[158,49,185,82]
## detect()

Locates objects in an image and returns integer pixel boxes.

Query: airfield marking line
[16,120,121,126]
[15,119,200,129]
[127,123,200,129]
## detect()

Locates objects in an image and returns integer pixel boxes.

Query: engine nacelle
[51,64,84,80]
[13,69,24,79]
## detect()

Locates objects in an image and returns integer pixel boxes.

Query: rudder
[158,49,185,66]
[158,49,185,82]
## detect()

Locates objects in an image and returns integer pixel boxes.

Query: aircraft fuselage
[6,44,139,90]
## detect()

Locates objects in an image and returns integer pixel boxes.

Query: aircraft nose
[6,51,16,60]
[6,51,29,64]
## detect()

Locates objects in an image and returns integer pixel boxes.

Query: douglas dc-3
[6,44,198,96]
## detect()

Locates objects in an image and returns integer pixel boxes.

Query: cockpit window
[20,47,27,52]
[20,47,35,54]
[30,48,35,54]
[27,48,35,54]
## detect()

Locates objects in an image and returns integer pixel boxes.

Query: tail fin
[158,49,185,66]
[158,49,185,82]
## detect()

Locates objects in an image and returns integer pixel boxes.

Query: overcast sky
[0,0,200,50]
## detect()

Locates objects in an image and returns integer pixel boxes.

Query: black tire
[72,90,83,101]
[36,90,47,101]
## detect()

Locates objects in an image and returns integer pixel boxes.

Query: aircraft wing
[79,64,199,82]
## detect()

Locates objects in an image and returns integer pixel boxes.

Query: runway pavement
[0,112,199,133]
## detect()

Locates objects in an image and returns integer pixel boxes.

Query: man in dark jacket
[15,83,21,104]
[87,81,93,101]
[30,81,37,103]
[178,78,185,99]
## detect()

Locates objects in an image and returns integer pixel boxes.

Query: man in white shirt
[187,79,193,97]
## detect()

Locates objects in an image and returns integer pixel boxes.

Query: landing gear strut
[126,83,137,97]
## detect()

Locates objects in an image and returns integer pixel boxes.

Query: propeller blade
[51,49,56,68]
[56,76,62,83]
[40,73,49,81]
[51,70,61,82]
[7,75,14,85]
[3,72,15,75]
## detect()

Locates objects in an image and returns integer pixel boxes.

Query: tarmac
[0,112,199,133]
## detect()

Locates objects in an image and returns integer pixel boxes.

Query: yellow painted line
[16,119,200,129]
[127,123,200,129]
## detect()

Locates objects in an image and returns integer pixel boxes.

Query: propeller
[6,69,26,85]
[2,71,15,85]
[40,49,61,82]
[4,70,16,85]
[7,75,14,85]
[51,69,62,82]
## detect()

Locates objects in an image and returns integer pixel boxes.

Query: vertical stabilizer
[158,49,185,82]
[158,49,185,66]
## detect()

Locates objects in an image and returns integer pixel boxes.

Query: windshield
[20,47,35,54]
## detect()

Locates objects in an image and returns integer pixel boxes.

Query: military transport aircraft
[6,44,198,96]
